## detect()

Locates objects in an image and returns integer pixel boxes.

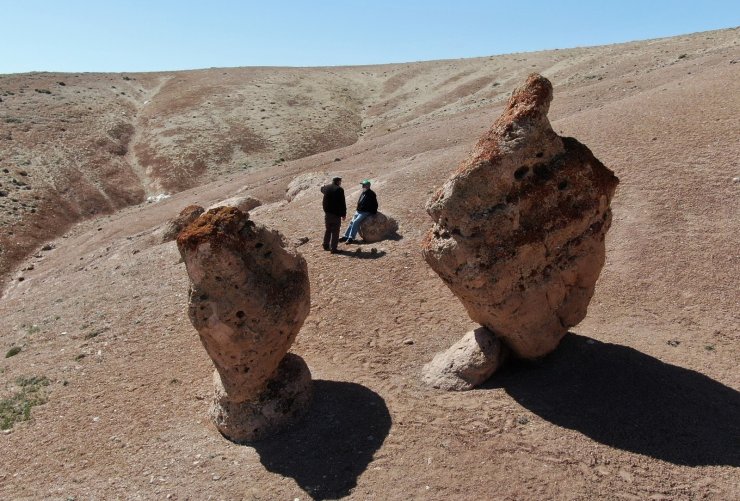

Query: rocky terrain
[0,27,738,500]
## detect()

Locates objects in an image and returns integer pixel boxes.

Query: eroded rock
[421,327,507,391]
[161,205,205,242]
[358,212,399,243]
[422,73,618,379]
[285,172,329,201]
[176,207,312,441]
[207,194,261,213]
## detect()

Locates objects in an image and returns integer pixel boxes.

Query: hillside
[0,28,739,500]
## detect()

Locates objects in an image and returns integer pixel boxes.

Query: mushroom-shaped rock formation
[358,212,399,243]
[422,74,618,387]
[176,207,312,441]
[161,204,205,242]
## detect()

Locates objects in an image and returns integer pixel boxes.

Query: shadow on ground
[335,247,387,259]
[253,380,391,500]
[484,333,740,466]
[383,232,403,242]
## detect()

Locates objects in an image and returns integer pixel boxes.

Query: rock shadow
[253,380,391,500]
[382,231,403,242]
[484,333,740,466]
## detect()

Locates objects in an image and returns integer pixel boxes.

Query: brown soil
[1,28,738,500]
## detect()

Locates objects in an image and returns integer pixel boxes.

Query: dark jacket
[356,188,378,214]
[321,183,346,218]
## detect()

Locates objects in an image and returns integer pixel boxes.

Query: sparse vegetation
[24,324,41,335]
[84,326,109,339]
[34,89,52,94]
[0,376,50,430]
[4,117,22,123]
[5,346,21,358]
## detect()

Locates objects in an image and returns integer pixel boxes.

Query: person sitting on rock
[320,176,346,253]
[340,179,378,244]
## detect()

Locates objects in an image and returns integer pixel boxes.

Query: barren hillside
[0,28,738,500]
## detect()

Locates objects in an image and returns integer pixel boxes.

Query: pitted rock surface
[176,206,311,441]
[211,354,312,442]
[161,204,205,242]
[207,195,261,213]
[358,212,399,243]
[422,74,618,360]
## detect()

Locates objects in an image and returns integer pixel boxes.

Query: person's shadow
[334,248,387,259]
[484,333,740,466]
[252,380,391,500]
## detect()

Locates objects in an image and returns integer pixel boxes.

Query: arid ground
[0,27,738,500]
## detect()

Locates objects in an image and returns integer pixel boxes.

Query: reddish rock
[422,74,618,367]
[161,204,205,242]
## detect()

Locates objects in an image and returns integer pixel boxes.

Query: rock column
[422,74,618,389]
[177,206,312,441]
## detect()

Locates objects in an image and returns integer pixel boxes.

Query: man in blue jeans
[339,179,378,244]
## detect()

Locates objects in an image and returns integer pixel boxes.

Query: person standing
[340,179,378,244]
[320,176,346,253]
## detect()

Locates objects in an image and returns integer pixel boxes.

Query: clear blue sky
[1,0,738,74]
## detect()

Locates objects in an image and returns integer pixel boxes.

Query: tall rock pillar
[177,207,312,441]
[422,74,618,390]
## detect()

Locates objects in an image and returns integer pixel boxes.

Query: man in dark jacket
[320,176,346,253]
[340,179,378,244]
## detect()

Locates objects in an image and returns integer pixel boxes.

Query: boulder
[161,204,205,242]
[285,171,329,201]
[421,327,507,391]
[176,207,312,442]
[207,194,261,213]
[422,73,618,364]
[358,212,399,243]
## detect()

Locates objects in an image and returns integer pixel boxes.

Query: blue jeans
[343,211,371,239]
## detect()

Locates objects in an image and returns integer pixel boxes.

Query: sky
[0,0,738,74]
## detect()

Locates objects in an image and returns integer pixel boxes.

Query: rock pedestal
[176,207,312,441]
[211,354,312,441]
[421,74,618,388]
[421,327,507,391]
[358,212,399,243]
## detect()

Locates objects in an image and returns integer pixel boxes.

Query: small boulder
[207,195,261,213]
[285,172,329,201]
[358,212,399,243]
[421,327,507,391]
